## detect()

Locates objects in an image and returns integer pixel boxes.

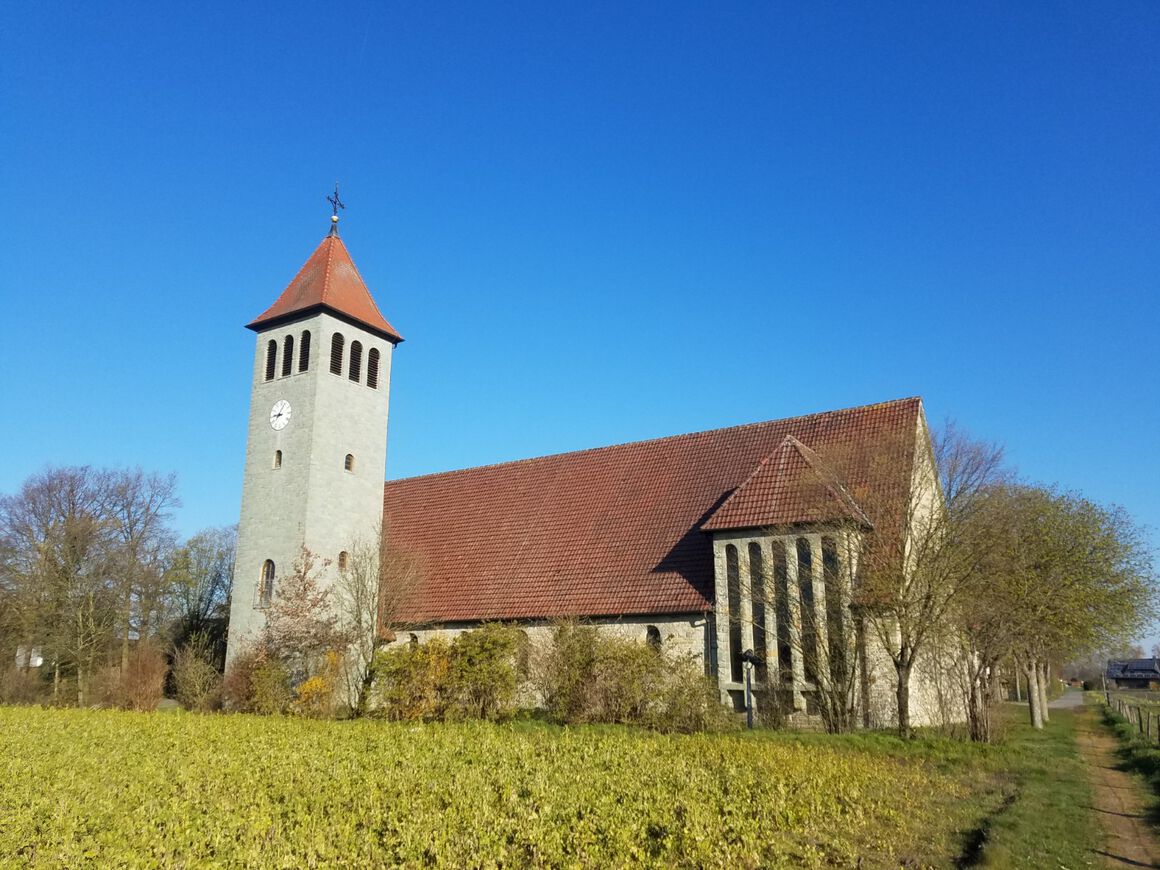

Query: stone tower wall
[227,310,393,663]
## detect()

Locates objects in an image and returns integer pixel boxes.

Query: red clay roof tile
[382,397,922,624]
[702,436,873,531]
[248,235,403,342]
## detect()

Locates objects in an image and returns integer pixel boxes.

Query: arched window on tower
[281,335,294,377]
[273,450,282,469]
[645,625,662,651]
[258,559,275,608]
[298,330,311,372]
[330,334,345,374]
[344,453,355,472]
[337,551,349,571]
[367,348,380,389]
[265,340,277,381]
[349,341,363,382]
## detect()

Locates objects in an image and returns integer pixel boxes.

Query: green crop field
[0,705,1089,868]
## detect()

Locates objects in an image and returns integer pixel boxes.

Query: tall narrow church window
[726,544,743,682]
[748,542,768,683]
[797,538,818,684]
[344,453,355,472]
[273,450,282,469]
[265,340,277,381]
[367,348,380,389]
[822,537,846,690]
[337,551,349,571]
[645,625,662,651]
[330,334,344,375]
[774,542,792,683]
[349,341,363,382]
[299,330,311,372]
[258,560,275,608]
[282,335,294,377]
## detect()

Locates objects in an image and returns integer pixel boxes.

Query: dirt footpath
[1076,706,1160,868]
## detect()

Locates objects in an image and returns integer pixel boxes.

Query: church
[225,216,952,728]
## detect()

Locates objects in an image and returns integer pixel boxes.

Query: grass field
[0,704,1096,868]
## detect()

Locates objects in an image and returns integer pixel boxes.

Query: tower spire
[327,182,345,236]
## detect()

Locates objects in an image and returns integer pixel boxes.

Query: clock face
[270,400,292,431]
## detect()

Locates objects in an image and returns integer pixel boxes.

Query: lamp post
[740,649,760,730]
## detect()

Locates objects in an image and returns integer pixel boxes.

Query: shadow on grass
[955,708,1097,868]
[955,790,1018,869]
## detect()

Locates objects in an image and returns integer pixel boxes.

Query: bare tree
[103,470,179,672]
[334,530,423,715]
[261,547,346,686]
[0,467,118,704]
[848,421,1007,738]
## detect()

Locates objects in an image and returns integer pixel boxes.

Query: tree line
[0,466,234,707]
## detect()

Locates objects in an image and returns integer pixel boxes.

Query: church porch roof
[701,436,873,533]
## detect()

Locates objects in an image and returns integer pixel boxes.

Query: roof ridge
[321,235,337,306]
[334,236,393,327]
[385,396,922,487]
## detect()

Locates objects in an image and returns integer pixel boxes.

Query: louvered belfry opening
[367,348,380,389]
[349,341,363,382]
[330,333,344,374]
[281,335,294,377]
[298,330,311,372]
[265,340,277,381]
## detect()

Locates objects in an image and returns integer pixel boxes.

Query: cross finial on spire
[327,183,345,236]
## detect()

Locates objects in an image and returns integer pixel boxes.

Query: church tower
[226,212,402,664]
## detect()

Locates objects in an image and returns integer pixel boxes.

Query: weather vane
[327,183,345,236]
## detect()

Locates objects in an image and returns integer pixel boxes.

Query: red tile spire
[247,234,403,343]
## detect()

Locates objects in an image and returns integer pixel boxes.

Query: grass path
[1078,706,1160,868]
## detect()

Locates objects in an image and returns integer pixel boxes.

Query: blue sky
[1,3,1157,636]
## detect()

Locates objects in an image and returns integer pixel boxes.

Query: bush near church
[367,621,734,733]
